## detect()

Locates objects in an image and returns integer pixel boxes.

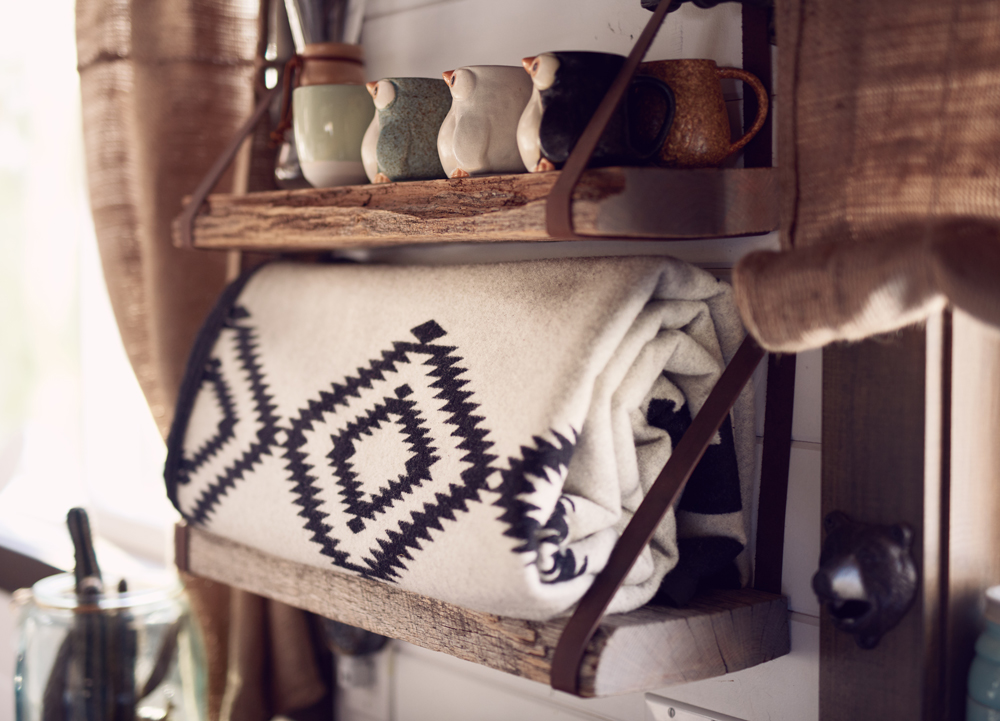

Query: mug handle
[717,67,769,157]
[624,76,676,160]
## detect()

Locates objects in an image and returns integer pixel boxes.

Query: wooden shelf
[177,524,790,697]
[176,167,778,251]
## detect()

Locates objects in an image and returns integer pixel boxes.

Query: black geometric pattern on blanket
[285,320,583,584]
[491,432,585,584]
[328,382,439,535]
[180,306,283,525]
[646,397,744,606]
[177,357,237,479]
[180,310,753,597]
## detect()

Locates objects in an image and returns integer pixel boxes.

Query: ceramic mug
[637,59,768,168]
[517,51,675,172]
[292,42,375,187]
[361,77,452,183]
[437,65,533,178]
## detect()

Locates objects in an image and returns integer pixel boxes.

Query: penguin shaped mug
[517,51,676,173]
[361,77,452,183]
[437,65,534,178]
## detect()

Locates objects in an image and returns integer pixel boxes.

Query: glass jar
[969,586,1000,720]
[13,572,206,721]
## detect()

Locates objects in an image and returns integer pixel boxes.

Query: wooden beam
[179,523,789,697]
[821,323,945,719]
[174,167,779,251]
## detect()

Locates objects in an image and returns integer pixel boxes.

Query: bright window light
[0,0,176,570]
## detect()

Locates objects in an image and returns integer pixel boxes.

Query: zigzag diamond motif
[283,320,500,581]
[170,309,588,588]
[491,431,583,584]
[177,357,237,480]
[328,382,438,534]
[179,305,282,524]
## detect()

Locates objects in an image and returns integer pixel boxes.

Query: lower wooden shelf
[176,167,778,251]
[176,523,790,697]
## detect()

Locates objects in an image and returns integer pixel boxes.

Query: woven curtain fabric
[733,0,1000,351]
[76,3,331,720]
[76,0,255,436]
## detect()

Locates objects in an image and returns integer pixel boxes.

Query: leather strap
[753,353,796,594]
[176,84,280,249]
[545,0,672,240]
[176,49,370,250]
[174,522,190,574]
[550,334,766,694]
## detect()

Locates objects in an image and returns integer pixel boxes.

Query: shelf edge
[180,523,789,696]
[177,167,779,250]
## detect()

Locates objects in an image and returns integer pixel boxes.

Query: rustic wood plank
[821,324,943,720]
[175,167,778,250]
[179,523,789,697]
[944,311,1000,719]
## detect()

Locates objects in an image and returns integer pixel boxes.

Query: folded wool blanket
[165,257,755,620]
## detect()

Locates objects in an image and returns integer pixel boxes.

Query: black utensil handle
[67,508,102,595]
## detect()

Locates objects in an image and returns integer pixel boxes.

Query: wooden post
[943,312,1000,719]
[821,321,946,719]
[821,307,1000,720]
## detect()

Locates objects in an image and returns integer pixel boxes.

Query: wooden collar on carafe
[270,42,366,147]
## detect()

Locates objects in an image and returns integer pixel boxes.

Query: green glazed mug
[293,83,375,187]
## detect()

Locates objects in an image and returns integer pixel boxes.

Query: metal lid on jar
[985,586,1000,626]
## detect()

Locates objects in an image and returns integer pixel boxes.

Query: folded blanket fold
[165,256,754,620]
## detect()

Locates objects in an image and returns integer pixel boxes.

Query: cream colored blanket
[166,257,753,619]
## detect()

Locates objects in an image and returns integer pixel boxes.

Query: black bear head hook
[812,511,918,649]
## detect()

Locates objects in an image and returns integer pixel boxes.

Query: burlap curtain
[76,2,331,719]
[76,0,251,434]
[734,0,1000,351]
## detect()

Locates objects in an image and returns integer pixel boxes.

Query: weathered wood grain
[175,167,778,250]
[821,325,940,720]
[179,523,789,697]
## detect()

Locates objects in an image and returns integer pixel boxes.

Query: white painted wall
[339,2,823,720]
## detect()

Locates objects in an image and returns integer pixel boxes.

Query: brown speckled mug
[638,59,768,168]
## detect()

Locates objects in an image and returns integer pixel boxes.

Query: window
[0,0,175,572]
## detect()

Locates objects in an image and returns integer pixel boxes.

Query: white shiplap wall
[341,2,821,719]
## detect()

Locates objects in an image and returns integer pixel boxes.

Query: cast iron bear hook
[812,511,918,649]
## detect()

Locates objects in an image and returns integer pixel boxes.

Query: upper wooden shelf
[176,167,778,251]
[177,523,790,697]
